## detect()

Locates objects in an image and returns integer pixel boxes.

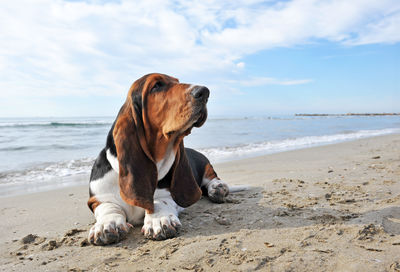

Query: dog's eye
[151,81,165,92]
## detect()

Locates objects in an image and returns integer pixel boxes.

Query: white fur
[88,201,130,244]
[142,189,183,237]
[201,177,217,189]
[88,168,144,244]
[90,170,119,198]
[106,149,119,174]
[89,169,182,243]
[89,147,182,243]
[156,143,175,180]
[89,169,145,225]
[90,144,178,233]
[202,177,248,193]
[202,177,227,192]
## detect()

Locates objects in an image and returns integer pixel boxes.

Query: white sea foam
[199,127,400,163]
[0,158,94,193]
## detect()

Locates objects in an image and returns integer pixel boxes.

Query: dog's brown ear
[169,143,202,207]
[113,93,157,213]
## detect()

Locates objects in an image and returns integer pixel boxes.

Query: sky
[0,0,399,117]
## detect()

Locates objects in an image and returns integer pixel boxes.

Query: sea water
[1,115,399,196]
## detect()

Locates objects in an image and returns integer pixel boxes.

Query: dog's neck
[145,130,183,180]
[155,140,176,180]
[144,129,174,160]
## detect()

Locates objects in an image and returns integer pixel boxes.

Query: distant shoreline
[295,113,400,116]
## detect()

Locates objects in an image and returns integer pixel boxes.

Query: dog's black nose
[191,86,210,102]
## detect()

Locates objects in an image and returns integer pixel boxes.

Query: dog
[87,73,237,245]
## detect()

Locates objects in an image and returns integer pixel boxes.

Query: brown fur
[87,196,101,213]
[141,74,194,161]
[169,143,202,206]
[204,163,219,181]
[113,73,203,213]
[113,104,157,212]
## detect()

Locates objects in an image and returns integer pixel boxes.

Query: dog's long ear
[113,79,158,213]
[169,143,202,207]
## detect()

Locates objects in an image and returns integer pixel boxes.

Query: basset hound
[87,73,235,245]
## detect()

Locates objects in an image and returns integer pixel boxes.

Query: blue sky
[0,0,399,117]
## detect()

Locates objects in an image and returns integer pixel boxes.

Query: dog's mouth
[165,104,208,138]
[179,106,208,136]
[193,107,207,128]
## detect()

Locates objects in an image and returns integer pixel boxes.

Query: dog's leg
[88,170,136,245]
[202,177,230,203]
[201,162,248,203]
[88,202,132,245]
[200,162,229,203]
[141,189,183,240]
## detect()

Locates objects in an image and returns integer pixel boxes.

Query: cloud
[0,0,399,107]
[200,0,400,53]
[236,62,245,69]
[345,10,400,45]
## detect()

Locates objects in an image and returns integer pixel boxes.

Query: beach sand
[1,134,400,271]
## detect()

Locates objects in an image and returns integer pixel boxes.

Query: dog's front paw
[88,215,132,246]
[208,180,229,203]
[141,212,181,240]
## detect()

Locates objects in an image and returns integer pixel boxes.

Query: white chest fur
[156,143,175,180]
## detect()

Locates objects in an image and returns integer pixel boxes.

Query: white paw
[88,214,132,245]
[208,180,229,203]
[141,209,181,240]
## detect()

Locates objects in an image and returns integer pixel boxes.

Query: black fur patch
[106,122,117,156]
[185,148,210,187]
[156,148,209,190]
[89,148,113,182]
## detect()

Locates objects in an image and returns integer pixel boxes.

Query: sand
[1,134,400,271]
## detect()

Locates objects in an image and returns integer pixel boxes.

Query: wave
[0,146,30,151]
[198,127,400,162]
[0,144,89,152]
[0,120,112,128]
[0,157,94,187]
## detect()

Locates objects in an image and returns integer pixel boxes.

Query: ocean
[1,115,400,197]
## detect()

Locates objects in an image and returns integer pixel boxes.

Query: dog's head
[141,74,208,142]
[112,73,209,212]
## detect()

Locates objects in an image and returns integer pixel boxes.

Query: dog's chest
[107,145,175,181]
[156,147,175,180]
